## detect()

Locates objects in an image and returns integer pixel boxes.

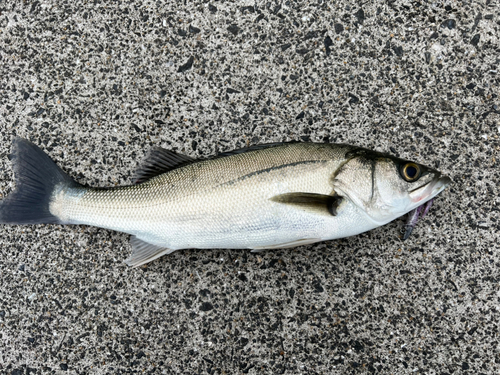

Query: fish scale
[55,143,352,250]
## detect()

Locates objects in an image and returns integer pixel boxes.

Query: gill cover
[331,148,436,224]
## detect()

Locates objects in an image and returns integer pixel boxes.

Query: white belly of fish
[136,190,376,250]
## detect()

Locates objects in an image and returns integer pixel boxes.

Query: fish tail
[0,138,81,225]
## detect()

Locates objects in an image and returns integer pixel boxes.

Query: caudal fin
[0,138,80,224]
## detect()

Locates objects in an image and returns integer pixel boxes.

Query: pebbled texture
[0,0,498,374]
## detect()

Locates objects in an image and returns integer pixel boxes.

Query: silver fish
[0,139,450,267]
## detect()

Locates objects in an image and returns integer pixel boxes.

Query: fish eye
[401,163,421,182]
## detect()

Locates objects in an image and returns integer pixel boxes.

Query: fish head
[332,148,451,225]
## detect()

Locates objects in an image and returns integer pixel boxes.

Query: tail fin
[0,138,80,224]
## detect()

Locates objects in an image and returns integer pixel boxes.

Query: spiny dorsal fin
[124,236,175,267]
[214,142,291,158]
[133,147,195,184]
[133,142,299,184]
[270,192,344,216]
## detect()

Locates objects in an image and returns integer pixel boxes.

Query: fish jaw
[398,175,451,239]
[388,174,450,221]
[408,175,451,208]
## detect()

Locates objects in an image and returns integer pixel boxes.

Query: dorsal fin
[133,142,299,184]
[214,142,295,158]
[133,147,195,184]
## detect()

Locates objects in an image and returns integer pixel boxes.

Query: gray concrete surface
[0,0,499,374]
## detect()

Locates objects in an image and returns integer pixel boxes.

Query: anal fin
[124,236,175,267]
[250,238,321,252]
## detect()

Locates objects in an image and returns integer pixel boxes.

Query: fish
[0,138,451,267]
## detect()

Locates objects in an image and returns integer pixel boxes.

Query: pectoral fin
[270,192,344,216]
[124,236,175,267]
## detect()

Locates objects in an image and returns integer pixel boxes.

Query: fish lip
[409,174,451,204]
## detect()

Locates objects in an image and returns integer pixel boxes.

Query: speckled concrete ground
[0,1,499,374]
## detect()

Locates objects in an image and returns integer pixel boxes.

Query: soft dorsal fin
[270,192,344,216]
[133,147,195,184]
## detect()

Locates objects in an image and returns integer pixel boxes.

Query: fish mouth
[408,174,451,205]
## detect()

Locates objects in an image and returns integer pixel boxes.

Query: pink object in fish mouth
[403,175,451,240]
[402,199,433,240]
